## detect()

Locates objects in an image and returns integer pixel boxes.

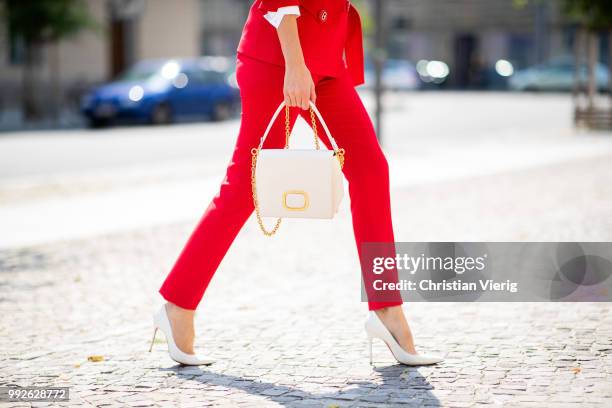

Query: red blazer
[237,0,365,86]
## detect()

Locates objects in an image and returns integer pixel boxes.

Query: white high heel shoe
[365,311,443,366]
[149,305,214,366]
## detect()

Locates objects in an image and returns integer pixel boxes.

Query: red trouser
[159,53,403,311]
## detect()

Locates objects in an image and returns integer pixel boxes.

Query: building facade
[0,0,601,124]
[0,0,202,120]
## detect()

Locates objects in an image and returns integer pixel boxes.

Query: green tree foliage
[561,0,612,30]
[1,0,97,120]
[2,0,96,43]
[514,0,612,29]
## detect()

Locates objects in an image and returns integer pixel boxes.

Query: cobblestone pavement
[2,151,612,407]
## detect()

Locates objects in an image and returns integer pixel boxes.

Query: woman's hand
[284,63,316,110]
[276,14,316,110]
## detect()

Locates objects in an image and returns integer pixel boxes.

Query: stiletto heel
[151,305,214,366]
[148,327,158,352]
[368,336,373,365]
[364,311,443,366]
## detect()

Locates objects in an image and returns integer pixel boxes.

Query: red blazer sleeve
[258,0,300,12]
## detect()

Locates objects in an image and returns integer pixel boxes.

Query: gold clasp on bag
[282,190,309,211]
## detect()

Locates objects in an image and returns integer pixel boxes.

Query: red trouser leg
[158,54,300,309]
[298,70,403,311]
[159,53,403,310]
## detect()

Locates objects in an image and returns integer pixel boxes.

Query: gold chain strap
[251,147,281,236]
[308,107,321,150]
[251,105,345,236]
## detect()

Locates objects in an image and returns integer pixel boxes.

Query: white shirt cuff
[264,6,300,29]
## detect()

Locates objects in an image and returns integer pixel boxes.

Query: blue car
[81,57,240,127]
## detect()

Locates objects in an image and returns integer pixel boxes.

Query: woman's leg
[158,55,301,351]
[299,73,403,310]
[299,72,418,353]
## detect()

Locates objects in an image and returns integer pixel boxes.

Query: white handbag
[250,100,345,236]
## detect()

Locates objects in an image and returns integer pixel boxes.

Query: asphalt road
[0,91,586,181]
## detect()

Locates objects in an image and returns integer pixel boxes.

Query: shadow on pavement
[161,364,441,407]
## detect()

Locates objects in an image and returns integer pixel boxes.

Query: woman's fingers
[285,91,296,108]
[285,93,314,109]
[300,93,309,110]
[283,68,315,109]
[300,85,311,109]
[285,89,310,109]
[310,83,317,105]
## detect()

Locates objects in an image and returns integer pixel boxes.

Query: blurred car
[364,58,421,91]
[509,56,610,92]
[81,57,239,127]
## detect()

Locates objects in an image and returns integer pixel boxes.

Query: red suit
[159,0,403,311]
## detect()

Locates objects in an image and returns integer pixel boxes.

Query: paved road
[1,93,612,407]
[2,93,612,248]
[0,91,595,181]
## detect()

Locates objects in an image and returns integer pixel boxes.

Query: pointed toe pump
[365,311,443,366]
[149,305,214,366]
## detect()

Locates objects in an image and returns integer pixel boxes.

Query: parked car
[509,56,610,92]
[81,57,239,127]
[364,58,421,91]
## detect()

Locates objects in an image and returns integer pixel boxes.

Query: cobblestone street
[1,94,612,407]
